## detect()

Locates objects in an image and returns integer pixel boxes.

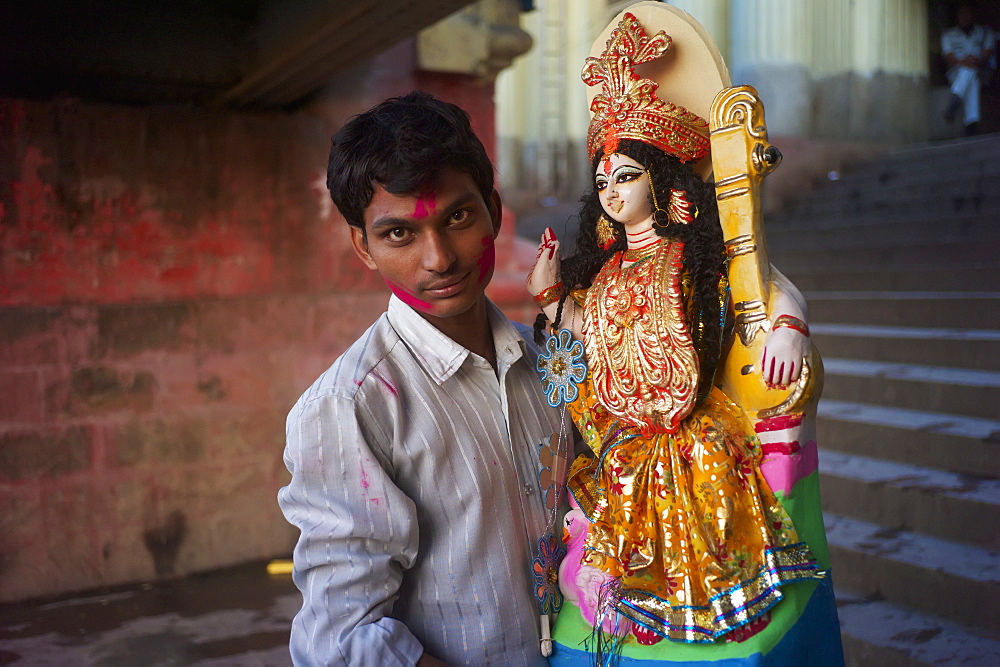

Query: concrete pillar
[496,0,606,199]
[729,0,813,137]
[728,0,928,142]
[666,0,730,61]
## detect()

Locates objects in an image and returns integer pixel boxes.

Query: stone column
[728,0,814,137]
[728,0,928,142]
[416,0,532,83]
[666,0,730,61]
[495,0,605,199]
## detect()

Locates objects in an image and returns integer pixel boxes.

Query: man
[278,92,561,665]
[942,1,995,135]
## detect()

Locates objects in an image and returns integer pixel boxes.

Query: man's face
[351,168,501,323]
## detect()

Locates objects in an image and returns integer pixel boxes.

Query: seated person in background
[942,1,996,135]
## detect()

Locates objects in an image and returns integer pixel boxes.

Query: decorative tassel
[588,578,630,666]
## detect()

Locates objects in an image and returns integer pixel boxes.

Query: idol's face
[351,167,501,323]
[595,153,654,230]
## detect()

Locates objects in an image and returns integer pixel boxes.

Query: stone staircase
[766,134,1000,665]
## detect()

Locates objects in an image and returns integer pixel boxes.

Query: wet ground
[0,560,298,665]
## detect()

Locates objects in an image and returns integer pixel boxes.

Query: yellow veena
[709,85,823,424]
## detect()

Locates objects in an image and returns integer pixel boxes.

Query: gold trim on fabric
[614,544,824,642]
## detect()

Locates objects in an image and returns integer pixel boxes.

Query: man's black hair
[326,91,495,230]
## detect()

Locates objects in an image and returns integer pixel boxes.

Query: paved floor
[0,560,298,665]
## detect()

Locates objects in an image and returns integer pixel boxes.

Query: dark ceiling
[0,0,475,109]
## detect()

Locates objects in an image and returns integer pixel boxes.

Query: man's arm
[279,392,424,666]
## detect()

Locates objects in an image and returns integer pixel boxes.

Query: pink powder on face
[477,235,495,282]
[385,279,434,312]
[413,194,436,219]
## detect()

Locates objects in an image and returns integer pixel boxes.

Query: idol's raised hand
[526,227,584,338]
[528,227,561,296]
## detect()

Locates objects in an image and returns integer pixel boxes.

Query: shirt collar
[386,294,525,384]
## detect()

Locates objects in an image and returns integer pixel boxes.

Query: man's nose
[421,231,457,273]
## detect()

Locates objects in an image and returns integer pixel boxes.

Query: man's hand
[417,653,447,666]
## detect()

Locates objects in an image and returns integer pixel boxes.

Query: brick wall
[0,39,534,602]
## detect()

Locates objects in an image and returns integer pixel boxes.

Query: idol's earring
[667,188,696,225]
[596,214,618,249]
[648,167,670,229]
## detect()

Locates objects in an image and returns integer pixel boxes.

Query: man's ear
[488,190,503,238]
[349,226,379,271]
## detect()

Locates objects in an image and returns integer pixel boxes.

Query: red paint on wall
[0,102,371,306]
[0,46,525,603]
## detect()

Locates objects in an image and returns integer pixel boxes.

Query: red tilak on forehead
[413,193,436,219]
[602,156,614,175]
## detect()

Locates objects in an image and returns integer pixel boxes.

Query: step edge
[823,511,999,582]
[835,585,1000,664]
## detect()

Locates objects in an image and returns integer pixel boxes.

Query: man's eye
[387,227,409,241]
[450,209,471,223]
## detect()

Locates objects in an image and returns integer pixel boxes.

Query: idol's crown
[584,12,710,163]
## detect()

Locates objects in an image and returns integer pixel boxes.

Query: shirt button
[524,483,533,496]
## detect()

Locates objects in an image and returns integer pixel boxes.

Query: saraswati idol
[528,3,844,664]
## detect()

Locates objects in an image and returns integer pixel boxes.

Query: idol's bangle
[772,314,810,337]
[532,281,564,308]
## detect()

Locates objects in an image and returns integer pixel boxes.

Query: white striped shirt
[279,295,562,666]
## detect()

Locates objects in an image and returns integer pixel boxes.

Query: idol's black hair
[326,91,495,230]
[535,139,727,398]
